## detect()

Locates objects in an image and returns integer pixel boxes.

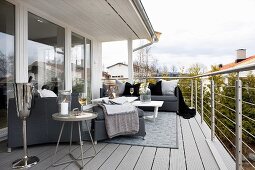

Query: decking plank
[181,117,204,170]
[99,144,131,170]
[82,144,119,170]
[189,117,219,170]
[63,142,107,169]
[0,144,50,169]
[170,116,186,170]
[195,114,235,170]
[151,148,170,170]
[116,146,143,170]
[134,147,157,170]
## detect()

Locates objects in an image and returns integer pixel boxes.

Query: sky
[102,0,255,72]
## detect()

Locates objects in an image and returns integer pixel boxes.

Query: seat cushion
[93,106,144,120]
[151,95,177,102]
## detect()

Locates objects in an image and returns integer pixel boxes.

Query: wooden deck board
[134,147,157,170]
[0,114,236,170]
[189,118,219,170]
[99,144,131,170]
[116,146,143,170]
[170,116,186,170]
[181,117,204,170]
[151,148,170,170]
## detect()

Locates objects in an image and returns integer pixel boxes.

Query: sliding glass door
[28,13,65,94]
[0,1,15,130]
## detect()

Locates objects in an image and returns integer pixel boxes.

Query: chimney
[236,49,246,63]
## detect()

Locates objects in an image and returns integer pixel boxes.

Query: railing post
[211,79,215,141]
[195,79,198,112]
[191,79,194,107]
[235,79,242,170]
[201,79,203,124]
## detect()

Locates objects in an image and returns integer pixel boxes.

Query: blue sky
[103,0,255,72]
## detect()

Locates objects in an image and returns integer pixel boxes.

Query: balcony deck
[0,114,234,170]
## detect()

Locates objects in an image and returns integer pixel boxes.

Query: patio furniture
[52,111,97,169]
[91,106,146,143]
[7,94,89,150]
[92,96,138,104]
[132,101,164,122]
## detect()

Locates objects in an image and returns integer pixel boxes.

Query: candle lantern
[58,90,71,115]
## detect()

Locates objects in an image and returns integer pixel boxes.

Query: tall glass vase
[140,86,151,103]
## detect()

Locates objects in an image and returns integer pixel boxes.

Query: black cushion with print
[122,82,141,96]
[149,81,162,95]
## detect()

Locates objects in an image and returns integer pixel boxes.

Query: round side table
[51,111,97,169]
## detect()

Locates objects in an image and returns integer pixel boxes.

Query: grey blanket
[99,103,139,138]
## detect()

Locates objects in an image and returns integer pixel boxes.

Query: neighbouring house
[106,63,128,79]
[219,49,255,84]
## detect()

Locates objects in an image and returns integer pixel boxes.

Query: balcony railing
[142,64,255,170]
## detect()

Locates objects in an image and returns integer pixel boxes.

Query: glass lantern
[58,90,71,115]
[139,84,151,103]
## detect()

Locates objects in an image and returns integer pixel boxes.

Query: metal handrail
[215,93,236,100]
[214,108,236,125]
[242,128,255,139]
[215,100,236,113]
[242,141,255,155]
[242,154,255,169]
[215,133,236,160]
[242,114,255,123]
[242,100,255,107]
[215,124,236,148]
[215,116,236,136]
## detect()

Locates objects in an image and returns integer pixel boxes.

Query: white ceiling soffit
[21,0,152,42]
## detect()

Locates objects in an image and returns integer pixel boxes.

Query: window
[71,32,85,93]
[0,0,15,129]
[28,13,65,95]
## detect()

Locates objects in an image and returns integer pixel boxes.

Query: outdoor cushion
[93,106,144,120]
[122,82,140,96]
[116,79,125,96]
[161,80,179,95]
[149,81,162,95]
[151,95,177,102]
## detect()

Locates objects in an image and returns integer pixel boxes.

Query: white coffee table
[132,101,164,122]
[92,96,138,104]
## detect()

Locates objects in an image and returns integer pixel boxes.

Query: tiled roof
[220,55,255,71]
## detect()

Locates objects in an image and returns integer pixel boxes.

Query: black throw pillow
[122,82,141,96]
[149,81,162,95]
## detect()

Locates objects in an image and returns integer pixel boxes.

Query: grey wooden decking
[0,116,227,170]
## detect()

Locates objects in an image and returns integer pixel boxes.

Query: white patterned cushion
[116,79,126,96]
[161,80,179,95]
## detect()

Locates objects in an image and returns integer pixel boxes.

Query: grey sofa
[8,94,91,149]
[91,106,146,142]
[100,87,179,112]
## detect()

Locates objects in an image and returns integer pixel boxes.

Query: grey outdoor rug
[104,111,178,148]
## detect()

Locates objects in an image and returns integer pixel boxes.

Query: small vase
[140,87,151,103]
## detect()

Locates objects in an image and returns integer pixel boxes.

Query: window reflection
[28,13,65,95]
[0,1,15,129]
[71,33,85,93]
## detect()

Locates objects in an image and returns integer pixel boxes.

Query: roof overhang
[20,0,156,42]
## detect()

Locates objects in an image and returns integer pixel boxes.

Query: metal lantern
[58,90,71,115]
[12,83,39,169]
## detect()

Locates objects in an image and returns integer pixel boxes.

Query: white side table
[51,112,97,169]
[132,101,164,122]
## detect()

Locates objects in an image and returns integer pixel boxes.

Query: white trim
[128,39,133,83]
[65,28,72,91]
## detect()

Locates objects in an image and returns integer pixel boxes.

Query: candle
[61,102,68,115]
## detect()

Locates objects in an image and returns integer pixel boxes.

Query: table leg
[78,122,84,168]
[52,122,65,166]
[154,107,159,122]
[85,120,97,155]
[69,122,73,153]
